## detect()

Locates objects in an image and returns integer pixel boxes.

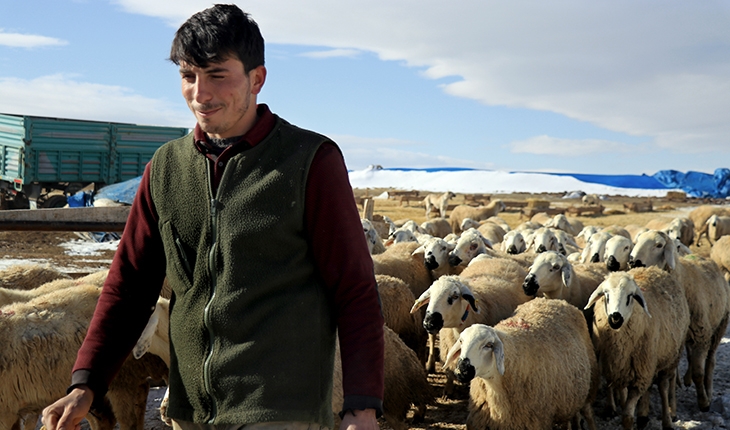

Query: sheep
[580,231,613,264]
[420,217,452,238]
[460,217,481,232]
[623,224,648,243]
[370,214,396,240]
[0,282,165,430]
[500,230,526,255]
[710,235,730,281]
[585,267,690,429]
[630,230,730,411]
[0,269,111,308]
[527,227,560,254]
[476,221,506,245]
[372,241,434,298]
[412,236,462,279]
[386,226,419,245]
[600,224,632,240]
[447,228,492,267]
[376,274,428,364]
[577,225,600,246]
[544,213,584,236]
[688,205,730,246]
[444,298,598,430]
[515,220,542,231]
[706,214,730,244]
[485,216,511,232]
[582,193,601,205]
[522,250,607,310]
[552,228,581,255]
[333,326,434,430]
[530,212,552,226]
[665,216,695,247]
[449,200,506,234]
[362,219,386,255]
[423,191,455,219]
[604,235,634,272]
[0,263,71,290]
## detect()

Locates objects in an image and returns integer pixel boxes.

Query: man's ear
[250,65,267,94]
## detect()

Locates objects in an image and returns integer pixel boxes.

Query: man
[42,4,384,430]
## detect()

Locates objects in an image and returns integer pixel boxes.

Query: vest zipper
[203,160,219,423]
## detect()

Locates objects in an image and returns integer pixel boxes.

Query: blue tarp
[94,175,142,205]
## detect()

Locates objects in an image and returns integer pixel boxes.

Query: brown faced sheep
[586,268,690,429]
[630,230,730,411]
[449,200,506,234]
[444,298,598,430]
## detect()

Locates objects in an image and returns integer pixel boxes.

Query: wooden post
[362,199,374,221]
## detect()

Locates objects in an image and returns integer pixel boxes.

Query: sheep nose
[590,253,600,263]
[629,259,644,268]
[448,254,462,267]
[455,358,476,383]
[606,256,620,272]
[507,245,518,254]
[537,245,547,253]
[424,255,439,270]
[522,274,539,297]
[423,312,443,334]
[608,312,624,329]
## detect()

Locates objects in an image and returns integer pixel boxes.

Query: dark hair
[169,4,264,72]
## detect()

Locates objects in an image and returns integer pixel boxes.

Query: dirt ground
[12,191,730,429]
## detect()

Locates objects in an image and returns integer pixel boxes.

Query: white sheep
[419,217,452,238]
[580,231,613,264]
[449,200,506,234]
[485,216,511,232]
[710,235,730,282]
[476,221,506,245]
[372,241,434,298]
[362,219,387,255]
[423,191,455,219]
[444,298,597,430]
[624,224,649,243]
[585,267,690,429]
[544,213,584,236]
[0,282,165,430]
[459,217,481,232]
[376,274,428,365]
[0,263,71,290]
[630,230,730,411]
[522,250,607,310]
[552,228,581,255]
[688,205,730,246]
[706,214,730,244]
[527,227,560,254]
[600,224,632,240]
[412,236,461,279]
[603,235,634,272]
[530,211,552,226]
[582,193,601,205]
[0,269,110,308]
[645,216,694,247]
[447,228,492,267]
[500,230,526,255]
[386,226,419,245]
[515,220,542,231]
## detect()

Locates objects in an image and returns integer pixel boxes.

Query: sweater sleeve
[70,163,167,400]
[305,142,385,415]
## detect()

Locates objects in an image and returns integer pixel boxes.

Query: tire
[41,195,68,208]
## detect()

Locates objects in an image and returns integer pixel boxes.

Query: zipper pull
[210,198,218,217]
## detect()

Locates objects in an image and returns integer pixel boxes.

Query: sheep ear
[411,245,426,256]
[443,338,462,371]
[384,237,394,247]
[584,285,605,310]
[459,283,480,313]
[133,308,160,359]
[410,290,431,314]
[561,264,571,288]
[447,242,456,251]
[632,291,651,318]
[493,337,505,376]
[481,237,493,249]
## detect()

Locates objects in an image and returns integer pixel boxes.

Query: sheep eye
[656,243,663,248]
[552,264,560,271]
[626,295,632,306]
[485,342,493,349]
[470,244,478,250]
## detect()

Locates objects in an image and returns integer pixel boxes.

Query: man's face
[180,57,266,139]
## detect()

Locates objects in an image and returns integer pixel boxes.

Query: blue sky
[2,1,729,175]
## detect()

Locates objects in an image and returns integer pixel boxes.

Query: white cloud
[299,49,360,59]
[508,135,644,157]
[0,74,191,127]
[0,30,67,48]
[114,0,730,155]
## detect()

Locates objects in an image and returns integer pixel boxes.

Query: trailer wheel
[42,195,68,208]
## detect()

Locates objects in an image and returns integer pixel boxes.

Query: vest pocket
[161,220,194,292]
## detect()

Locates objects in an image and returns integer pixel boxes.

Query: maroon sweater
[72,105,385,415]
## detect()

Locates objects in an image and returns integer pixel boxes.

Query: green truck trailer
[0,113,189,209]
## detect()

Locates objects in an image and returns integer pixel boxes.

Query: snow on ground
[349,168,676,197]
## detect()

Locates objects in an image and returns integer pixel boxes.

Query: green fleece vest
[149,118,336,427]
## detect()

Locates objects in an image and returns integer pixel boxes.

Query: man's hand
[339,408,379,430]
[41,386,94,430]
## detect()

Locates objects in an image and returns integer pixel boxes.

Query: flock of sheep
[3,192,730,429]
[362,192,730,429]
